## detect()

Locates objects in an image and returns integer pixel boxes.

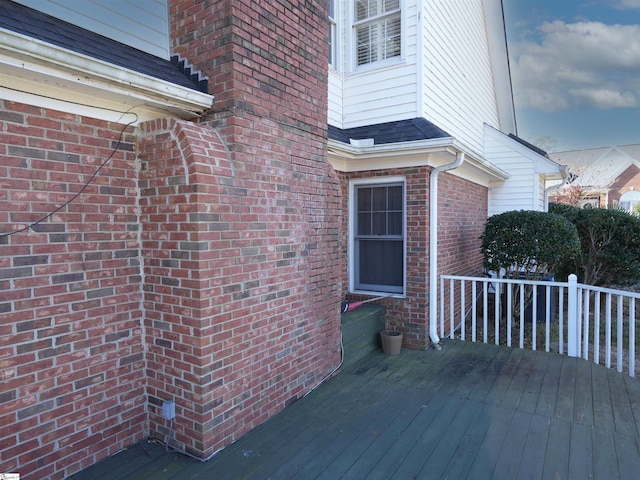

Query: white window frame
[329,0,337,69]
[349,176,406,296]
[352,0,402,69]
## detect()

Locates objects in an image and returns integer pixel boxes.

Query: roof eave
[0,28,214,123]
[328,137,510,183]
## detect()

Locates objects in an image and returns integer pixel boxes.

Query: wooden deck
[71,339,640,479]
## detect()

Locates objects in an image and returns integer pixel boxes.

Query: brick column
[140,0,342,457]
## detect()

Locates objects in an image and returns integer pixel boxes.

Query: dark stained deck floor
[71,339,640,479]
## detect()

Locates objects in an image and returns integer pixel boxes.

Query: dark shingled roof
[0,0,207,93]
[328,118,451,145]
[508,133,548,158]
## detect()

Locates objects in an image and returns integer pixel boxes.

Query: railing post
[567,274,578,357]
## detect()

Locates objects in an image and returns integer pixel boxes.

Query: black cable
[1,114,137,239]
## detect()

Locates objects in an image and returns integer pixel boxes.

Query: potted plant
[380,321,403,355]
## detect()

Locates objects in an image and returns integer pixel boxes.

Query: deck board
[70,340,640,480]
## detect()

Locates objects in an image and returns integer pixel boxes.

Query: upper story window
[354,0,401,66]
[329,0,337,67]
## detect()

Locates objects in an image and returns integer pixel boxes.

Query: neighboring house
[0,0,563,478]
[549,145,640,212]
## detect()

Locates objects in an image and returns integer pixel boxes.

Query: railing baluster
[545,285,551,352]
[559,286,564,355]
[483,280,488,344]
[532,285,537,351]
[507,283,512,347]
[449,278,455,339]
[440,276,445,339]
[578,288,584,358]
[471,281,477,343]
[519,284,525,349]
[617,295,623,373]
[494,282,500,346]
[583,291,590,361]
[606,293,612,369]
[460,280,466,341]
[594,293,601,366]
[630,298,635,378]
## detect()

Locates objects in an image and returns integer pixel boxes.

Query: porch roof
[328,118,451,145]
[71,340,640,479]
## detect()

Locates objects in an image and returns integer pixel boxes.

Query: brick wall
[608,164,640,206]
[0,101,145,479]
[339,167,487,349]
[1,0,341,475]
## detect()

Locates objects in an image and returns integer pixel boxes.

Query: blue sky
[503,0,640,152]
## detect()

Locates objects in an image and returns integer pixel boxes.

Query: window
[352,180,405,294]
[354,0,401,66]
[329,0,337,67]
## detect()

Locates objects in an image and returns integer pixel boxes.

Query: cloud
[510,21,640,112]
[613,0,640,9]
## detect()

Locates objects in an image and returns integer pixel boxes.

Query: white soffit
[0,28,213,124]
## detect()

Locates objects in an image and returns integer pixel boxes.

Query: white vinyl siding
[420,0,499,152]
[343,66,418,125]
[12,0,170,59]
[485,129,543,216]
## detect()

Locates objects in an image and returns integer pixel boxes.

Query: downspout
[429,151,465,349]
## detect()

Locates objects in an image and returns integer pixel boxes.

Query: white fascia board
[482,0,516,134]
[0,28,213,123]
[328,137,510,185]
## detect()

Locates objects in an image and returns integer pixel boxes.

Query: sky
[503,0,640,152]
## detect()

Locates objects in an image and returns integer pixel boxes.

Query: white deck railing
[440,274,640,378]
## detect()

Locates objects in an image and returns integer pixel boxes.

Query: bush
[550,203,640,286]
[480,210,580,281]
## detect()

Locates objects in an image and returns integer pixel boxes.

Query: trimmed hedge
[480,210,580,281]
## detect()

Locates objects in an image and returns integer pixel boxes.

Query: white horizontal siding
[328,70,344,127]
[13,0,170,59]
[421,0,498,152]
[343,66,418,125]
[485,131,538,216]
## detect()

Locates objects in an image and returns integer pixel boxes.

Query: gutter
[429,151,465,349]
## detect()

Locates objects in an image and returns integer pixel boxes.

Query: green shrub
[550,203,640,286]
[480,210,580,281]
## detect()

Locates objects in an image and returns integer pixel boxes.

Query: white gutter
[429,151,465,349]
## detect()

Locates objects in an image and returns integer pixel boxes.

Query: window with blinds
[354,0,401,66]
